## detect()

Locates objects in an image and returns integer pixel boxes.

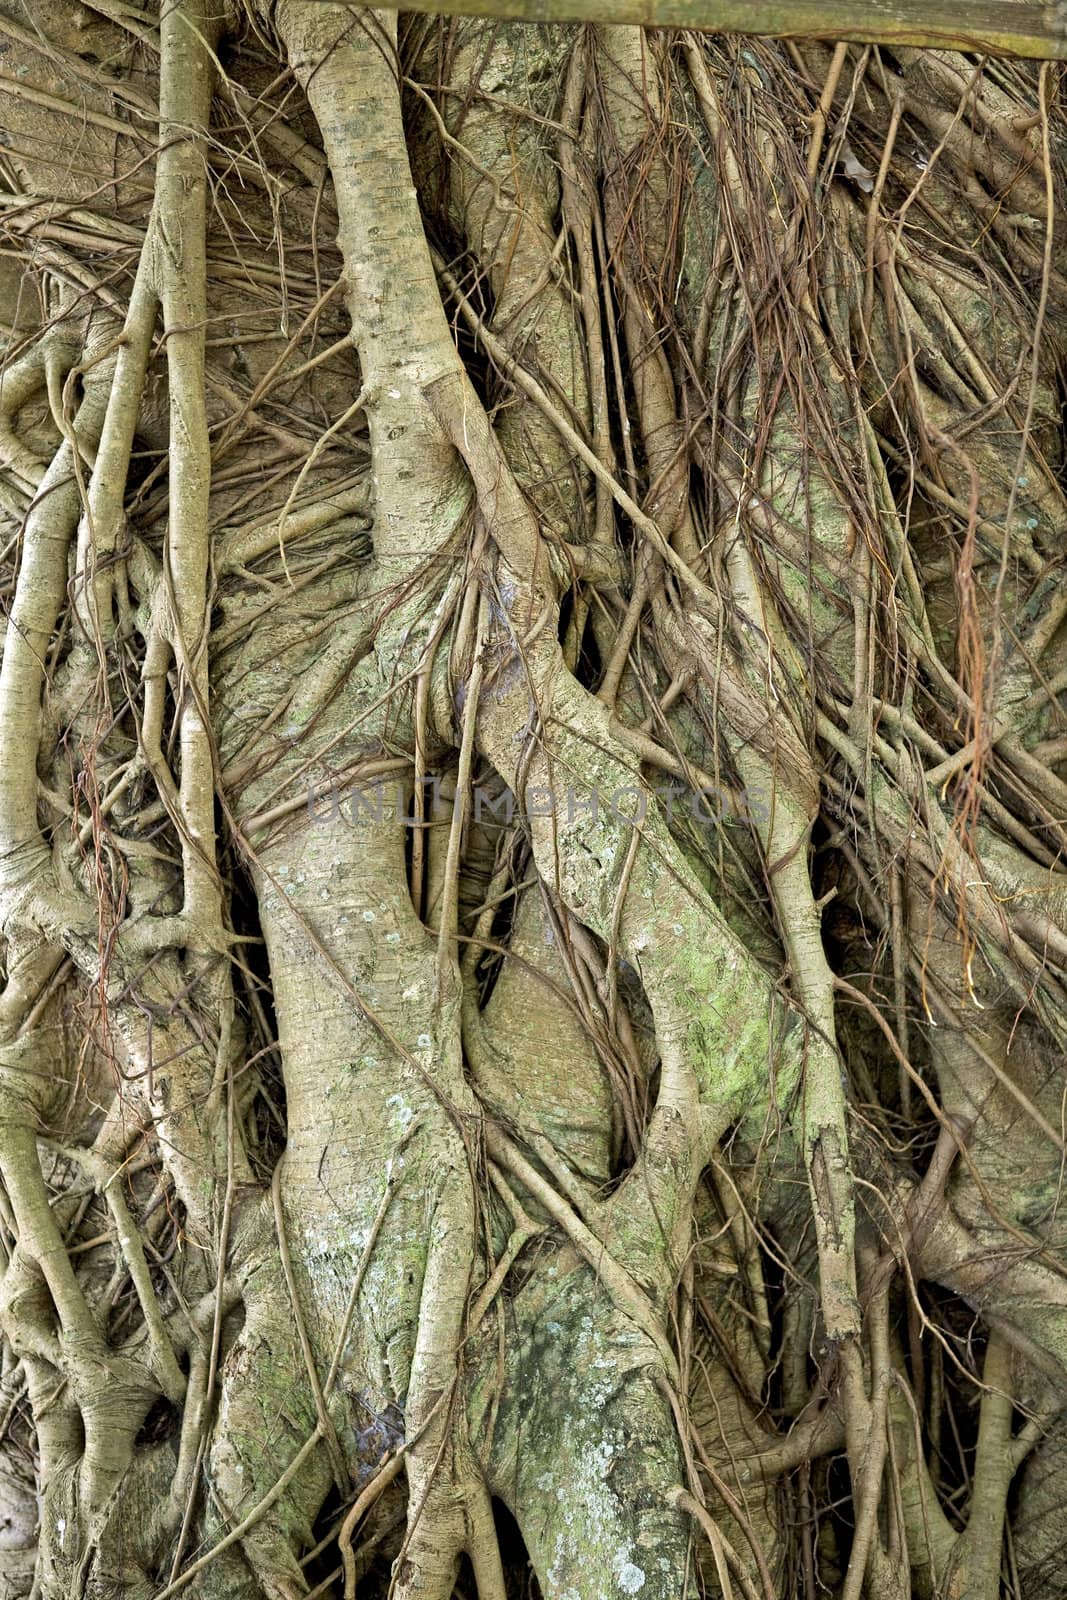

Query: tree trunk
[0,4,1063,1598]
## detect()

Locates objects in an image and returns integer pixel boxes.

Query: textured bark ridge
[0,3,1064,1598]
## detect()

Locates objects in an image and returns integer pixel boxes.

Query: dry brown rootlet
[0,4,1064,1598]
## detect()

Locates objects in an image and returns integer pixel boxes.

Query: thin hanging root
[0,439,87,908]
[335,1388,452,1600]
[339,1449,407,1598]
[271,1161,347,1490]
[719,555,873,1525]
[944,1329,1021,1600]
[435,594,487,992]
[55,1141,186,1404]
[558,31,615,549]
[73,258,158,648]
[150,1426,329,1600]
[467,1166,544,1332]
[806,41,849,180]
[595,14,868,1486]
[390,1177,508,1600]
[152,0,224,949]
[729,712,872,1533]
[840,1262,895,1600]
[0,341,59,493]
[670,1486,760,1600]
[427,252,716,605]
[485,1121,681,1378]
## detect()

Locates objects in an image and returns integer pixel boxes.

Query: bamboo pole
[371,1,1066,60]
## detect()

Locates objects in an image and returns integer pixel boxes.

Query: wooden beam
[373,1,1067,60]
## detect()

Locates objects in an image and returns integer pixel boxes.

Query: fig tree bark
[0,4,1064,1598]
